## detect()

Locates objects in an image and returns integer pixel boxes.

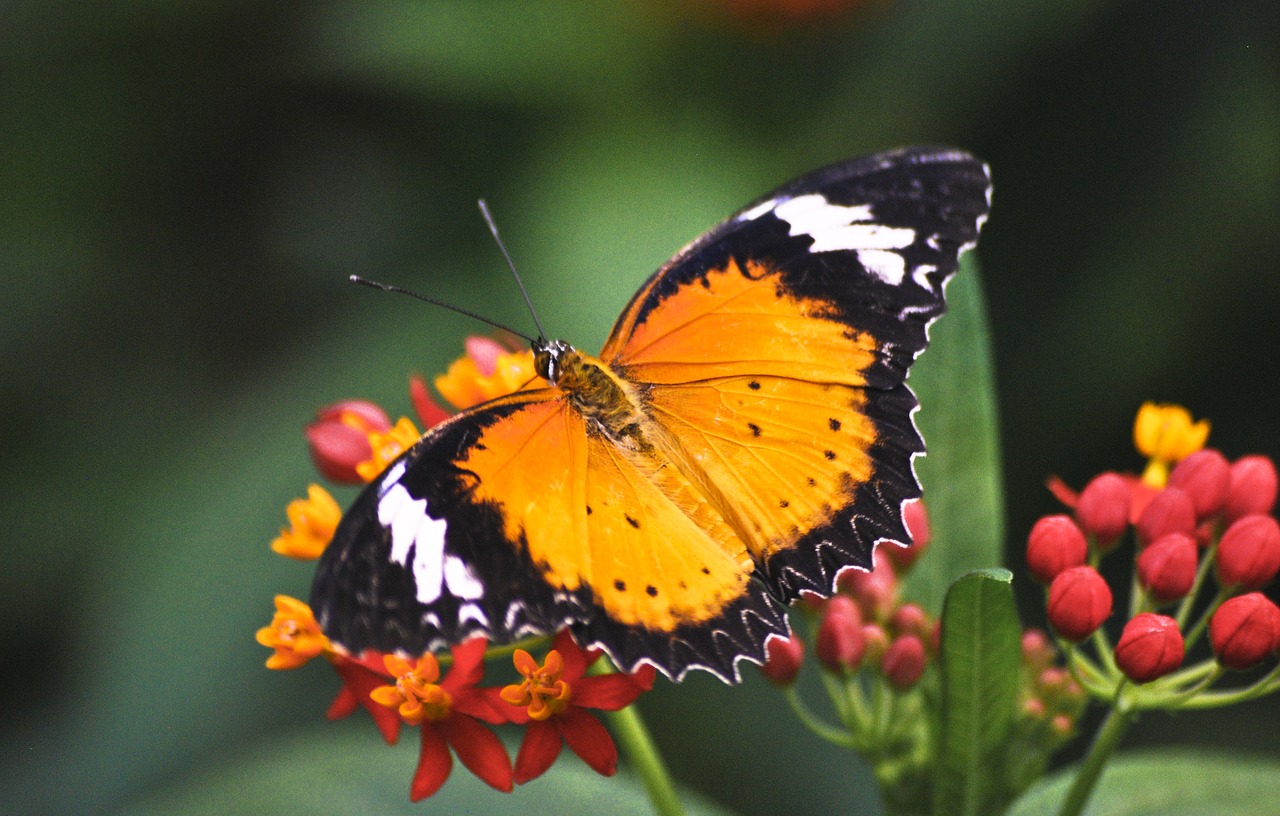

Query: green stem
[783,686,856,748]
[1056,689,1137,816]
[605,702,686,816]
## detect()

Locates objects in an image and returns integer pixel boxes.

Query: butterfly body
[312,147,992,681]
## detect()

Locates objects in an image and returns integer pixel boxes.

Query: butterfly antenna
[349,276,535,343]
[478,199,549,342]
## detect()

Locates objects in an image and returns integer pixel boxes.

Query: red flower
[816,594,865,672]
[409,373,452,429]
[1114,613,1184,683]
[1224,455,1279,522]
[838,547,897,620]
[499,630,655,785]
[369,638,512,800]
[328,650,404,745]
[1075,472,1130,550]
[306,400,391,484]
[1210,592,1280,670]
[1135,487,1196,548]
[1216,514,1280,590]
[1136,532,1198,603]
[759,633,805,686]
[1167,449,1230,520]
[1047,566,1112,642]
[1026,514,1088,584]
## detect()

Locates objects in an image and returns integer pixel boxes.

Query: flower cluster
[1029,402,1280,704]
[257,335,656,801]
[758,499,1083,809]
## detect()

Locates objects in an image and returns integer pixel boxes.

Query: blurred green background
[3,2,1278,814]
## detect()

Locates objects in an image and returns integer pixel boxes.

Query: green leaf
[935,569,1022,816]
[1009,749,1280,816]
[115,725,736,816]
[908,257,1007,611]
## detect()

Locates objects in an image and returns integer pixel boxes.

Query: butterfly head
[532,338,573,384]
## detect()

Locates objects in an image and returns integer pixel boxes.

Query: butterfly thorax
[534,338,648,447]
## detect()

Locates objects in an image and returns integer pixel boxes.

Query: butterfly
[311,146,991,682]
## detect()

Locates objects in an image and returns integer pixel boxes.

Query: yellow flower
[1134,402,1210,487]
[271,484,341,559]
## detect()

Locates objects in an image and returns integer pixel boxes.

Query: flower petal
[573,674,647,711]
[410,725,453,802]
[552,629,589,680]
[559,707,618,777]
[443,715,513,793]
[514,719,563,785]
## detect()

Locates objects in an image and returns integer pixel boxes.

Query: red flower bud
[306,400,391,484]
[1076,472,1130,549]
[759,633,805,686]
[1216,514,1280,590]
[1135,487,1196,548]
[890,603,930,640]
[1022,697,1046,718]
[1225,455,1279,522]
[1167,449,1230,519]
[1026,514,1088,584]
[860,623,890,665]
[1050,714,1075,737]
[1114,613,1184,683]
[1136,532,1198,603]
[1047,566,1113,642]
[839,549,897,621]
[882,634,927,690]
[1209,592,1280,670]
[816,595,865,672]
[885,499,930,573]
[1021,628,1055,670]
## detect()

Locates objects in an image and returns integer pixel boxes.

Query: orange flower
[354,416,421,483]
[434,335,539,410]
[255,595,328,669]
[271,484,341,559]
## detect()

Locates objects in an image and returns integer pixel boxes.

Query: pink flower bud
[1167,449,1230,519]
[464,335,508,376]
[1047,566,1113,642]
[1135,487,1196,548]
[1136,532,1198,602]
[1216,514,1280,590]
[1026,514,1088,584]
[1225,455,1279,522]
[882,634,927,690]
[1209,592,1280,670]
[1076,472,1130,550]
[816,595,865,672]
[1050,714,1075,737]
[759,633,805,686]
[839,548,897,621]
[1114,613,1184,683]
[1021,628,1055,670]
[885,499,930,573]
[305,400,391,484]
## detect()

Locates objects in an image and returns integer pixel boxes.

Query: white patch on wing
[772,194,921,286]
[444,554,485,600]
[856,249,907,286]
[458,602,488,627]
[379,483,450,605]
[739,197,777,221]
